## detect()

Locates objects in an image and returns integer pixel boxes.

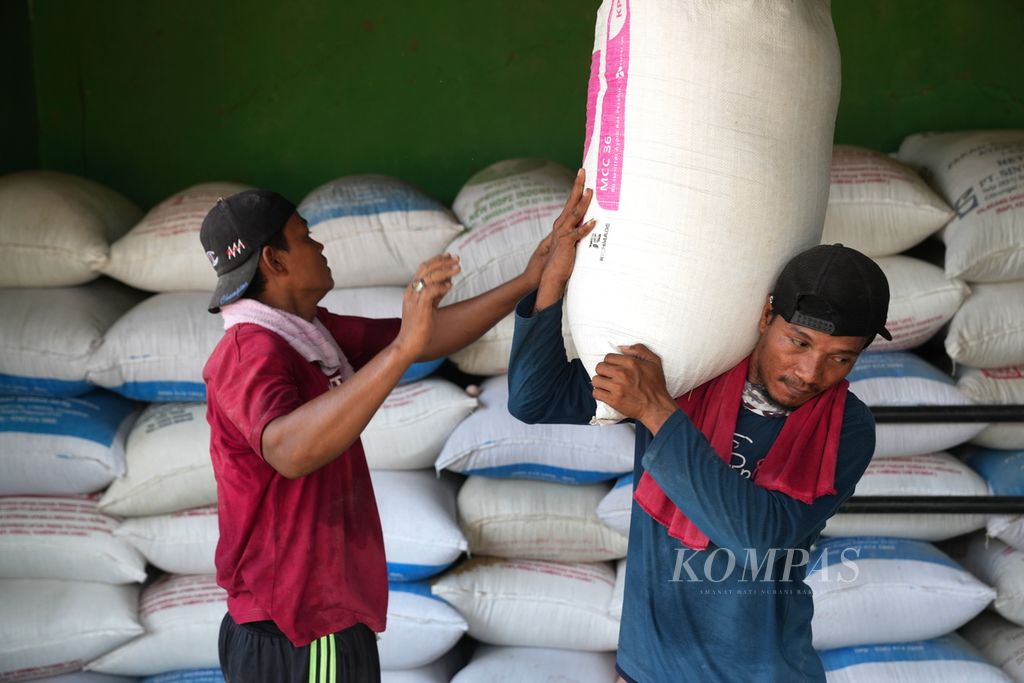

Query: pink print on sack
[597,0,629,211]
[583,50,601,162]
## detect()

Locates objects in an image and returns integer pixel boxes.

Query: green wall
[13,0,1024,209]
[0,0,38,174]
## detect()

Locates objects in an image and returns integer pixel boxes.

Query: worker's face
[748,300,866,409]
[279,212,334,297]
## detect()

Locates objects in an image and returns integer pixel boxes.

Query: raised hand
[395,253,460,360]
[534,168,597,311]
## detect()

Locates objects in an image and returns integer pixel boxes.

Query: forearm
[261,343,415,478]
[419,273,536,360]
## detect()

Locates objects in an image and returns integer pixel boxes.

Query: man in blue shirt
[507,170,890,682]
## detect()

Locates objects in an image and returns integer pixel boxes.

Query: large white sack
[436,375,634,484]
[0,281,145,397]
[457,477,628,561]
[0,391,138,496]
[88,574,224,677]
[431,558,619,651]
[102,182,251,292]
[609,558,626,622]
[451,646,617,683]
[595,473,632,537]
[0,496,146,583]
[807,536,995,649]
[445,159,577,376]
[379,582,467,670]
[959,534,1024,627]
[0,579,141,680]
[297,175,463,288]
[362,379,478,470]
[115,507,218,575]
[34,674,140,683]
[847,352,986,456]
[823,453,989,541]
[569,0,839,423]
[820,634,1012,683]
[319,287,443,383]
[963,446,1024,551]
[961,612,1024,683]
[0,171,142,288]
[381,652,464,683]
[898,130,1024,283]
[822,146,954,257]
[371,469,467,581]
[867,256,969,352]
[946,281,1024,369]
[88,293,222,402]
[98,403,215,517]
[959,367,1024,449]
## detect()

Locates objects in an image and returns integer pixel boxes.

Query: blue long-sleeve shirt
[507,293,875,683]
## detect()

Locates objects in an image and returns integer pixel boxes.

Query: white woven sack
[609,558,626,622]
[962,445,1024,551]
[0,496,146,583]
[959,367,1024,449]
[898,130,1024,283]
[379,582,468,670]
[0,579,141,680]
[32,673,141,682]
[88,574,224,676]
[808,536,995,649]
[820,634,1011,683]
[450,646,617,683]
[822,453,989,541]
[821,146,954,257]
[362,379,478,470]
[0,281,145,397]
[847,352,986,457]
[381,652,464,683]
[595,473,632,537]
[0,171,141,287]
[946,281,1024,369]
[99,403,215,517]
[961,612,1024,682]
[457,477,628,562]
[570,0,839,423]
[445,159,577,376]
[431,558,619,651]
[297,175,463,288]
[436,375,634,484]
[115,507,218,575]
[867,256,969,352]
[0,391,138,496]
[102,182,251,292]
[961,534,1024,627]
[319,287,443,383]
[370,470,467,582]
[88,293,223,402]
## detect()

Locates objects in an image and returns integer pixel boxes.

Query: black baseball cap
[770,244,892,342]
[199,189,296,313]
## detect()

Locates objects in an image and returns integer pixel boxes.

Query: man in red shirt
[200,188,555,682]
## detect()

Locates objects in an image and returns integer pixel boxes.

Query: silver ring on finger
[412,278,426,293]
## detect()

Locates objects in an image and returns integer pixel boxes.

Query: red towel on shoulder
[632,355,847,550]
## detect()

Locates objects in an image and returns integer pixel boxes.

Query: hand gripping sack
[569,0,840,423]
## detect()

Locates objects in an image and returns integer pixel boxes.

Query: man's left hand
[592,344,678,435]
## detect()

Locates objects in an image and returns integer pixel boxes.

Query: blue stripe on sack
[0,391,137,446]
[963,445,1024,495]
[399,359,444,385]
[848,352,952,385]
[613,473,633,489]
[111,380,207,402]
[387,561,456,582]
[299,179,447,226]
[389,580,451,604]
[460,463,626,485]
[819,635,988,672]
[808,537,961,574]
[0,373,92,398]
[141,670,225,683]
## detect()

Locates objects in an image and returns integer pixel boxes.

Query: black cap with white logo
[771,243,892,342]
[199,189,296,313]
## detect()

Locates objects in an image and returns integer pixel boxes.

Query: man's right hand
[535,168,597,312]
[394,253,460,361]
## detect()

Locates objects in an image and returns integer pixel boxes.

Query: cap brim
[208,256,260,313]
[878,325,893,342]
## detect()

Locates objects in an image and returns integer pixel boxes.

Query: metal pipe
[869,405,1024,423]
[840,496,1024,514]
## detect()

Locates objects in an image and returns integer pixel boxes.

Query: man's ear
[757,296,773,334]
[260,244,287,276]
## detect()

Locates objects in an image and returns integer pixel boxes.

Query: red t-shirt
[203,307,401,647]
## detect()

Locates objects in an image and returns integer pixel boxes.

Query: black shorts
[218,612,381,683]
